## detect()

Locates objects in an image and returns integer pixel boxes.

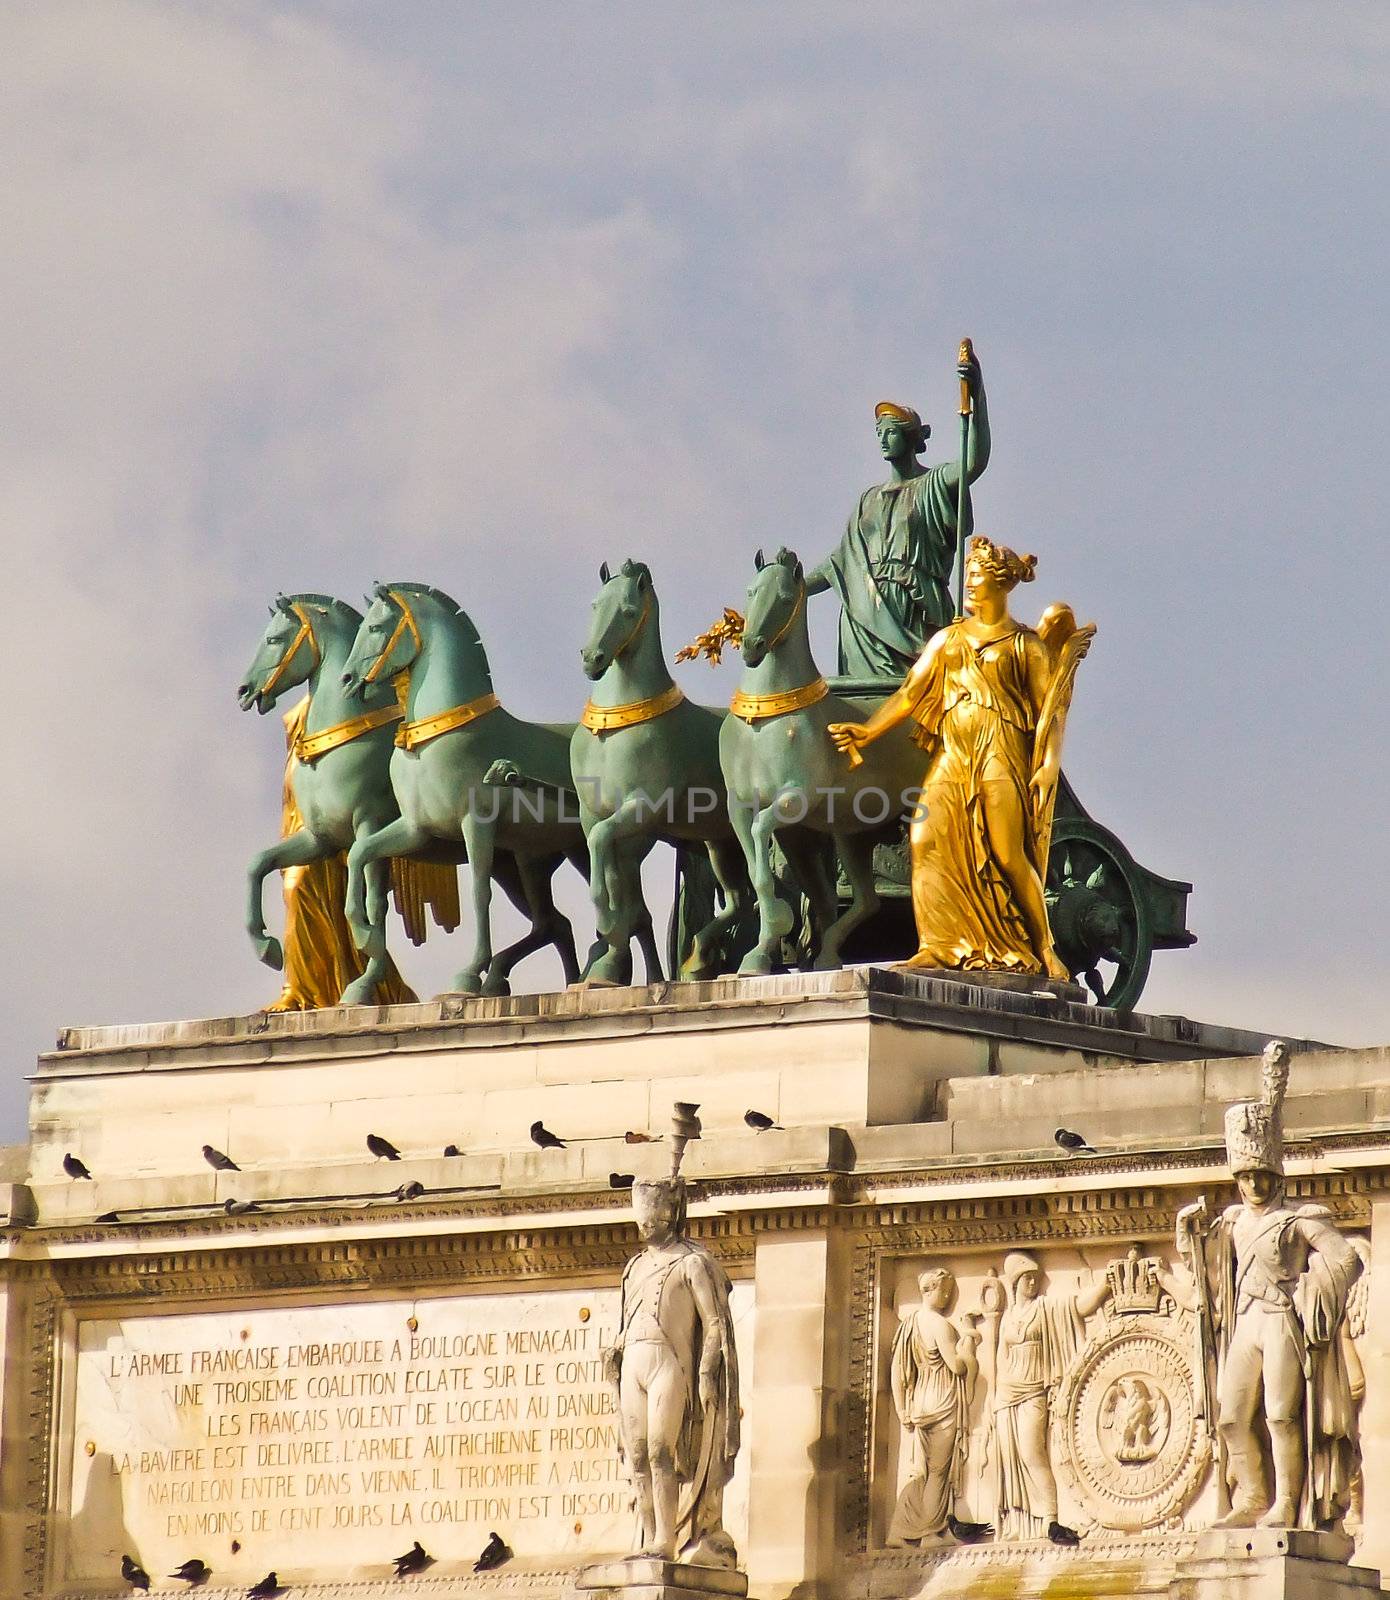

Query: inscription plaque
[60,1287,751,1581]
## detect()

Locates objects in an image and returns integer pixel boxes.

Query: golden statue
[267,699,419,1010]
[829,536,1093,980]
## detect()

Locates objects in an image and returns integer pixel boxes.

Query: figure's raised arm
[940,345,991,492]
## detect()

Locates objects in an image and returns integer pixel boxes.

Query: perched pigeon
[744,1109,782,1133]
[393,1542,432,1577]
[63,1152,92,1180]
[1047,1520,1081,1547]
[394,1180,425,1201]
[623,1131,658,1144]
[1054,1128,1096,1156]
[202,1145,239,1172]
[223,1199,259,1216]
[122,1555,151,1590]
[97,1210,121,1223]
[169,1561,210,1586]
[443,1144,461,1158]
[367,1133,401,1161]
[246,1574,283,1598]
[530,1120,565,1149]
[473,1532,512,1573]
[947,1514,994,1544]
[609,1172,635,1189]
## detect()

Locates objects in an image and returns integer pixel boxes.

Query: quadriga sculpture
[718,547,921,974]
[237,594,456,1006]
[572,560,752,986]
[339,583,654,996]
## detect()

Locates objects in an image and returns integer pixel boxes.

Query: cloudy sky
[4,2,1388,1144]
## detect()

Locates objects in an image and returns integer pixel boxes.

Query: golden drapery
[902,621,1042,972]
[267,700,418,1011]
[894,607,1092,975]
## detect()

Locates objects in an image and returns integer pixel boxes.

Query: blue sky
[4,2,1388,1142]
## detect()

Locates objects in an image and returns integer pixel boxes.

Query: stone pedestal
[574,1558,748,1600]
[1168,1529,1382,1600]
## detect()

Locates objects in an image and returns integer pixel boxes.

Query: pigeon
[169,1561,210,1586]
[623,1131,659,1144]
[609,1172,635,1189]
[443,1144,461,1157]
[122,1555,151,1590]
[946,1514,994,1544]
[246,1574,282,1599]
[1054,1128,1096,1156]
[530,1120,565,1149]
[202,1144,239,1171]
[367,1133,401,1161]
[473,1532,512,1573]
[744,1109,782,1133]
[394,1180,425,1201]
[97,1210,121,1223]
[1047,1520,1081,1547]
[63,1152,92,1180]
[393,1542,432,1577]
[224,1199,259,1215]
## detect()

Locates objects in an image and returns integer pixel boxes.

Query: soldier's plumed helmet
[1224,1040,1291,1177]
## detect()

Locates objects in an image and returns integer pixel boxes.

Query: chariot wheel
[1046,817,1155,1013]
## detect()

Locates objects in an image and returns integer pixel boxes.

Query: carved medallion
[1053,1312,1209,1532]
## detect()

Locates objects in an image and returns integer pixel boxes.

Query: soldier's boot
[1213,1444,1268,1528]
[1259,1422,1304,1528]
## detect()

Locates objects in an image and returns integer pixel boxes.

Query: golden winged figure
[828,537,1094,981]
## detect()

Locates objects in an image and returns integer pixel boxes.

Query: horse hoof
[737,954,774,977]
[254,935,284,972]
[449,972,484,996]
[339,978,377,1006]
[480,973,512,998]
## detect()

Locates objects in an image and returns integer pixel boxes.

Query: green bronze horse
[720,548,922,974]
[238,593,412,1005]
[340,583,614,995]
[572,560,752,985]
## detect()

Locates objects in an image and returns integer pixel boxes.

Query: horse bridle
[363,590,423,684]
[761,575,806,650]
[608,587,652,662]
[260,603,321,698]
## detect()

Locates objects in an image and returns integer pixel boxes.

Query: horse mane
[282,592,363,625]
[375,581,484,651]
[378,580,465,614]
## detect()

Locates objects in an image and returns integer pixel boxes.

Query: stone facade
[2,971,1387,1599]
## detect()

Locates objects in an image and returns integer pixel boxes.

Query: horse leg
[734,796,797,976]
[816,831,880,970]
[452,809,497,994]
[682,835,753,980]
[612,836,664,986]
[341,816,428,1004]
[246,827,329,971]
[564,844,610,981]
[584,802,662,987]
[483,852,580,994]
[778,827,838,970]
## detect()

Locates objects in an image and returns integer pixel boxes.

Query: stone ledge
[576,1560,747,1595]
[42,966,1295,1069]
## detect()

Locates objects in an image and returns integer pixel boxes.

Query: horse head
[238,594,338,714]
[341,583,427,700]
[581,558,654,680]
[741,547,805,667]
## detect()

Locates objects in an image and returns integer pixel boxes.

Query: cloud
[5,1,1389,1144]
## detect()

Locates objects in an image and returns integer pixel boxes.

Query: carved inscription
[64,1289,698,1577]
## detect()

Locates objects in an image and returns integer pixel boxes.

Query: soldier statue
[806,344,990,677]
[1177,1040,1363,1532]
[604,1109,741,1568]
